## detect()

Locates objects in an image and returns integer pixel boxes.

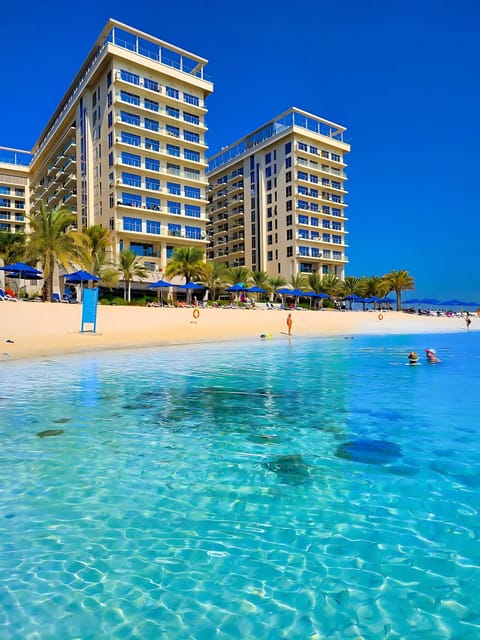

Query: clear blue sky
[2,0,479,301]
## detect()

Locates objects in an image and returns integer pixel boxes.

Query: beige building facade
[0,148,31,236]
[25,20,213,277]
[207,108,350,280]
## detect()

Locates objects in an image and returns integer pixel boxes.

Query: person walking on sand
[466,316,472,330]
[286,313,293,335]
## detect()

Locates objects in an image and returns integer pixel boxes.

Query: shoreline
[1,303,477,361]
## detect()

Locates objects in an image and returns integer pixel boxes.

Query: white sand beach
[0,302,476,361]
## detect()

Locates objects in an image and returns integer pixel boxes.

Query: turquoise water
[1,332,480,639]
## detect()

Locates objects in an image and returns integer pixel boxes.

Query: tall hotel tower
[206,108,350,280]
[28,20,213,274]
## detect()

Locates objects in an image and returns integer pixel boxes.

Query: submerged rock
[36,429,65,438]
[336,440,402,465]
[264,454,313,485]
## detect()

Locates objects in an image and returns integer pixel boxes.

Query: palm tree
[75,225,113,275]
[118,250,148,302]
[225,266,252,285]
[289,273,307,290]
[382,269,415,311]
[0,231,26,265]
[267,275,287,302]
[27,201,77,302]
[251,270,269,289]
[201,262,228,303]
[340,275,363,297]
[321,273,341,298]
[307,272,323,293]
[363,275,389,299]
[165,246,206,284]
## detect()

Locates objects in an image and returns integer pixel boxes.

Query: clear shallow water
[1,332,480,639]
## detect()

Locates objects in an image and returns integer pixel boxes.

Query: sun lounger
[0,288,18,301]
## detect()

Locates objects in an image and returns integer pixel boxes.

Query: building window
[286,186,292,198]
[266,194,272,204]
[144,78,159,92]
[146,177,160,191]
[184,149,200,162]
[183,92,199,106]
[267,221,273,231]
[298,142,307,151]
[146,220,161,234]
[298,171,308,181]
[286,229,293,240]
[286,157,292,168]
[285,171,292,182]
[108,132,113,148]
[287,246,293,257]
[267,235,273,245]
[267,251,273,261]
[120,111,140,126]
[183,112,200,125]
[145,98,159,112]
[120,70,140,85]
[185,225,201,239]
[108,111,113,127]
[146,197,161,210]
[286,200,292,211]
[166,106,180,119]
[145,138,159,152]
[166,86,179,99]
[265,152,271,164]
[167,182,181,195]
[166,144,180,157]
[286,214,293,226]
[123,216,142,231]
[298,214,309,224]
[121,152,141,167]
[145,118,159,132]
[184,130,200,143]
[122,172,141,187]
[285,142,291,154]
[166,124,180,138]
[120,90,140,106]
[145,157,160,171]
[107,71,112,87]
[167,201,181,215]
[121,131,141,146]
[185,186,201,199]
[185,205,201,218]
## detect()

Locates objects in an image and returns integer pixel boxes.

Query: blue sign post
[81,287,99,333]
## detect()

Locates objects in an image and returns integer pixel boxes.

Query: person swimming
[425,348,441,363]
[408,351,419,364]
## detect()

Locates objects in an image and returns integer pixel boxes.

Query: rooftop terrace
[0,147,32,167]
[208,108,347,173]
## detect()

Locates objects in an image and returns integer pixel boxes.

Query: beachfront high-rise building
[26,19,213,274]
[206,108,350,280]
[0,148,31,236]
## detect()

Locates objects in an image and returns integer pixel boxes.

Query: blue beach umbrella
[147,278,173,304]
[226,283,248,292]
[65,270,99,283]
[179,281,204,304]
[64,269,99,302]
[0,261,43,296]
[147,279,173,288]
[0,261,42,277]
[247,286,267,294]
